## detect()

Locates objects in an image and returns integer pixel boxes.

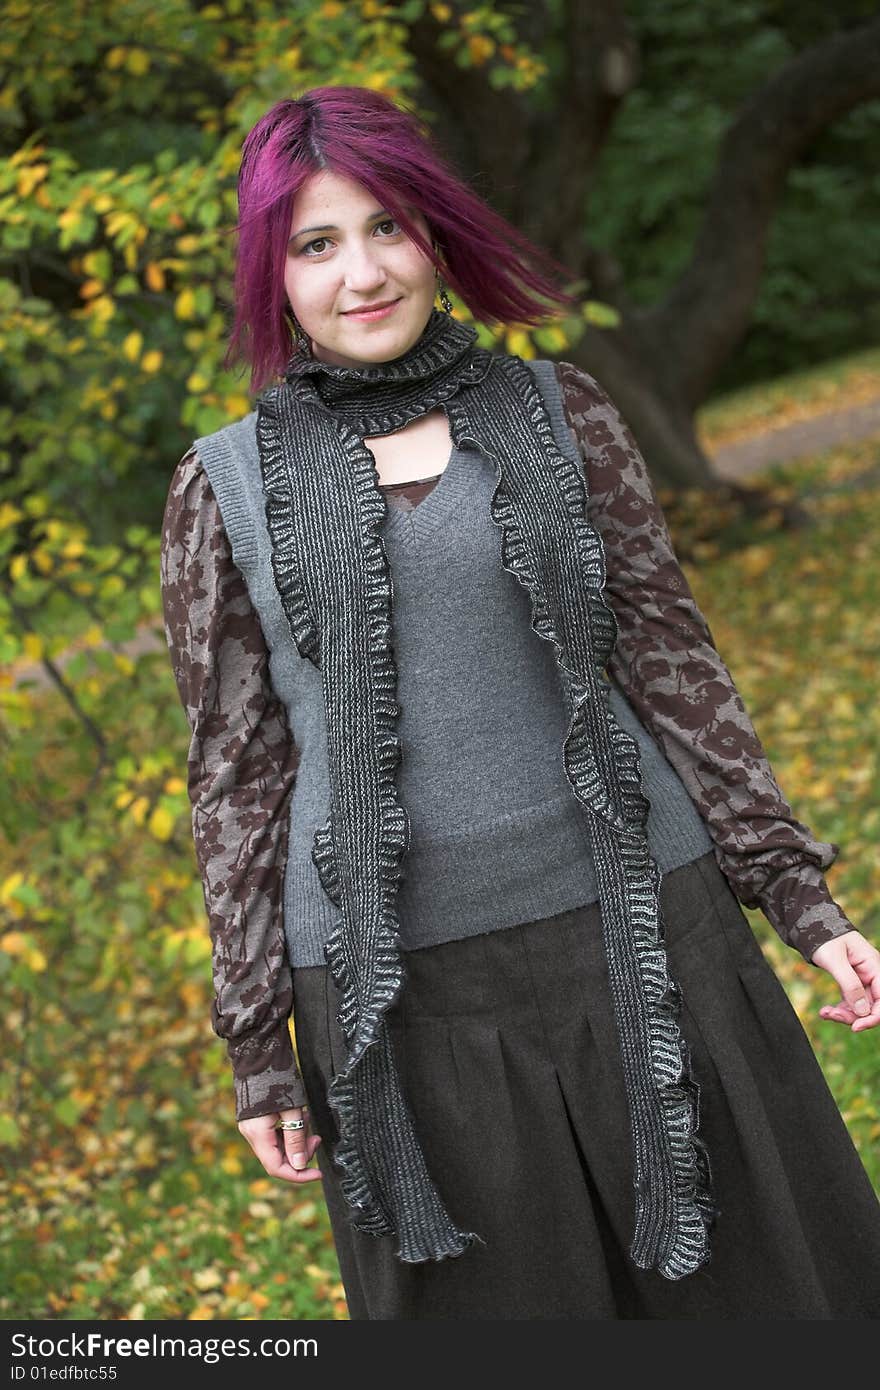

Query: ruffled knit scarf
[255,307,717,1280]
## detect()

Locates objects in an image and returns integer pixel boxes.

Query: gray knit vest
[194,362,712,970]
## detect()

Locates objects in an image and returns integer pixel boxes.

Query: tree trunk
[401,3,880,488]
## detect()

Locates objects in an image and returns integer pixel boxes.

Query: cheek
[399,244,436,286]
[284,261,323,317]
[283,258,297,303]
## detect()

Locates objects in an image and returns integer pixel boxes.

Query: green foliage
[587,0,880,387]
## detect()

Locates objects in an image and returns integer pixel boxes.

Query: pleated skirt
[290,849,880,1319]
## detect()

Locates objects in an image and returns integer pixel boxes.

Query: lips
[343,298,401,315]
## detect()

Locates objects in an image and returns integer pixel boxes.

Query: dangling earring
[432,245,454,315]
[285,306,312,354]
[436,273,454,314]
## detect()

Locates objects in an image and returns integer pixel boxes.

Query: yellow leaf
[830,693,856,720]
[739,545,773,578]
[126,48,150,76]
[187,372,209,393]
[148,806,175,842]
[129,796,150,826]
[0,502,24,529]
[22,633,43,661]
[17,165,49,198]
[90,295,116,324]
[187,1305,216,1320]
[123,331,143,363]
[175,289,197,321]
[106,46,127,69]
[0,873,25,904]
[468,34,495,64]
[1,932,27,955]
[505,328,533,359]
[144,262,165,293]
[142,350,163,373]
[224,1277,250,1299]
[9,554,28,582]
[164,777,186,794]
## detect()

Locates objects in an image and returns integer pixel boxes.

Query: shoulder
[164,444,218,526]
[193,407,258,461]
[516,355,621,433]
[552,359,619,420]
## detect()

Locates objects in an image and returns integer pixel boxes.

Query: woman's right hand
[238,1106,324,1183]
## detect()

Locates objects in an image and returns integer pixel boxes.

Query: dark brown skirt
[290,849,880,1319]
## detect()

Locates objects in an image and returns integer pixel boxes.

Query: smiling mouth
[343,298,402,318]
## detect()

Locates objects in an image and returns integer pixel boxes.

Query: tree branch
[647,15,880,408]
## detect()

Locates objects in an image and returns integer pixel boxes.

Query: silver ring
[276,1119,306,1131]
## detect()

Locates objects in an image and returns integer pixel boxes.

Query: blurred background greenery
[1,0,878,1320]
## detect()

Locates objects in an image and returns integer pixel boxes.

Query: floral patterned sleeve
[556,361,856,965]
[160,446,308,1120]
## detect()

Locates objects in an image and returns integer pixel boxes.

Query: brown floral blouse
[160,360,856,1122]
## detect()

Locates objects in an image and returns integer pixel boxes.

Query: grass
[696,345,880,447]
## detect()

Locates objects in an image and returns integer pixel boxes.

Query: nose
[342,241,389,292]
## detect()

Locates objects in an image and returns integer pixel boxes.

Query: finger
[276,1133,324,1183]
[288,1133,325,1181]
[819,1005,855,1026]
[245,1122,323,1183]
[278,1107,320,1172]
[247,1123,296,1180]
[831,962,872,1019]
[851,986,880,1032]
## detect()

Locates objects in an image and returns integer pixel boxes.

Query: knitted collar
[282,306,493,435]
[257,309,716,1279]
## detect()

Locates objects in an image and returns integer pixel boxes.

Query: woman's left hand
[811,930,880,1032]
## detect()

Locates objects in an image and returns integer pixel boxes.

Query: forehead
[290,169,424,229]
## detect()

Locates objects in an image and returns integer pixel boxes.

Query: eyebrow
[289,209,392,243]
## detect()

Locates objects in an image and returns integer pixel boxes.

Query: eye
[301,236,329,257]
[298,219,403,257]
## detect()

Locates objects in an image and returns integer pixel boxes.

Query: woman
[160,85,880,1319]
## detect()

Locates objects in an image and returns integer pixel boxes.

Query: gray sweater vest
[194,359,712,967]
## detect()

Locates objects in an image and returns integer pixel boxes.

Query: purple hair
[221,85,582,396]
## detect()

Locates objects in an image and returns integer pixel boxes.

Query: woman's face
[284,169,437,369]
